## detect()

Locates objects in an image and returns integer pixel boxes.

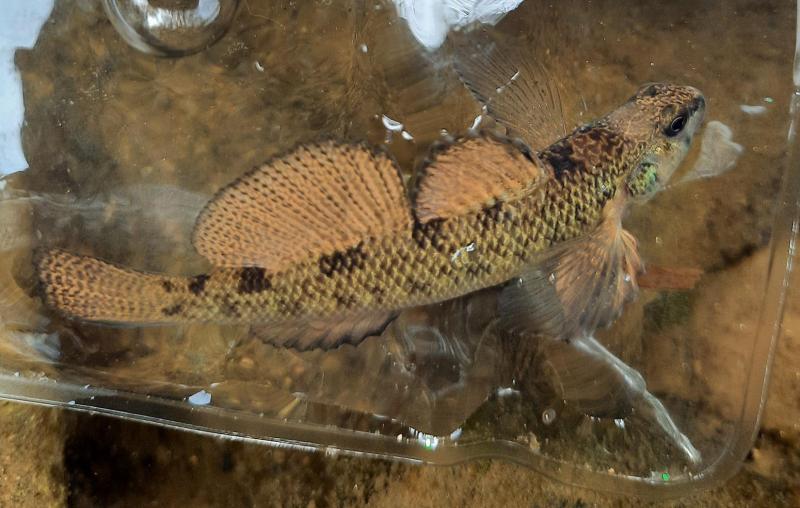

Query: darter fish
[37,61,705,350]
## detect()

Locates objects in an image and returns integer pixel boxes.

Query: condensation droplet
[542,408,557,425]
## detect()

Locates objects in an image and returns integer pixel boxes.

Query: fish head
[608,83,706,198]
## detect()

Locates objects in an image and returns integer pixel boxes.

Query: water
[0,0,794,497]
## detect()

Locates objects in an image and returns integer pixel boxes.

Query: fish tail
[37,249,190,324]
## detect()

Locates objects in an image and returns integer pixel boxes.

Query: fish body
[39,83,705,349]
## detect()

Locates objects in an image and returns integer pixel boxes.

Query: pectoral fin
[499,212,642,340]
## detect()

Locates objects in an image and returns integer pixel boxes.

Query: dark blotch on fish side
[162,304,183,316]
[188,274,210,295]
[162,280,176,293]
[319,243,368,277]
[485,201,503,220]
[542,140,576,179]
[412,219,448,253]
[238,267,271,294]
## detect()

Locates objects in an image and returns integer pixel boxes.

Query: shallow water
[0,0,794,496]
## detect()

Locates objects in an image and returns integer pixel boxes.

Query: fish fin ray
[453,33,567,149]
[414,134,547,222]
[499,208,642,339]
[193,142,412,270]
[251,311,398,351]
[37,249,187,323]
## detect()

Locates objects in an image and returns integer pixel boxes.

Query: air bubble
[103,0,240,57]
[542,408,557,425]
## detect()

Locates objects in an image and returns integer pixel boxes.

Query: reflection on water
[103,0,241,56]
[0,0,793,494]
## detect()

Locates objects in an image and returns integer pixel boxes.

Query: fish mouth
[687,92,707,144]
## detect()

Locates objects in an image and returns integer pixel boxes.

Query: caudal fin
[37,249,187,324]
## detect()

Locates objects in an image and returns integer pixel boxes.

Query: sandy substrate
[0,402,66,507]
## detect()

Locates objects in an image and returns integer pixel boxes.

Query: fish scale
[38,83,705,350]
[42,140,621,321]
[108,164,615,321]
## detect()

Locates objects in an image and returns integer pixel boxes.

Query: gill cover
[614,83,706,198]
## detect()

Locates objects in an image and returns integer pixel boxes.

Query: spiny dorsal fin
[193,142,412,271]
[414,134,549,223]
[453,33,567,149]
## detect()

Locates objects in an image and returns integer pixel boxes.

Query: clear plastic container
[0,0,797,499]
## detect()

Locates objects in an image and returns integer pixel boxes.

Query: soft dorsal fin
[414,134,549,223]
[193,142,413,271]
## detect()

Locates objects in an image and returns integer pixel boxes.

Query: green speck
[764,97,774,103]
[661,472,670,481]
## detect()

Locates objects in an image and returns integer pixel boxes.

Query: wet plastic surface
[0,0,797,499]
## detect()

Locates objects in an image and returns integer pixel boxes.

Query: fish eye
[664,114,687,137]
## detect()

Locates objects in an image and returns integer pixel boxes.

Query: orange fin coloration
[414,134,547,223]
[193,141,413,271]
[37,249,186,324]
[251,311,398,351]
[453,33,566,150]
[499,196,642,340]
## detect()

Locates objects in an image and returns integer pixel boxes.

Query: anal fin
[251,311,399,351]
[250,285,502,353]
